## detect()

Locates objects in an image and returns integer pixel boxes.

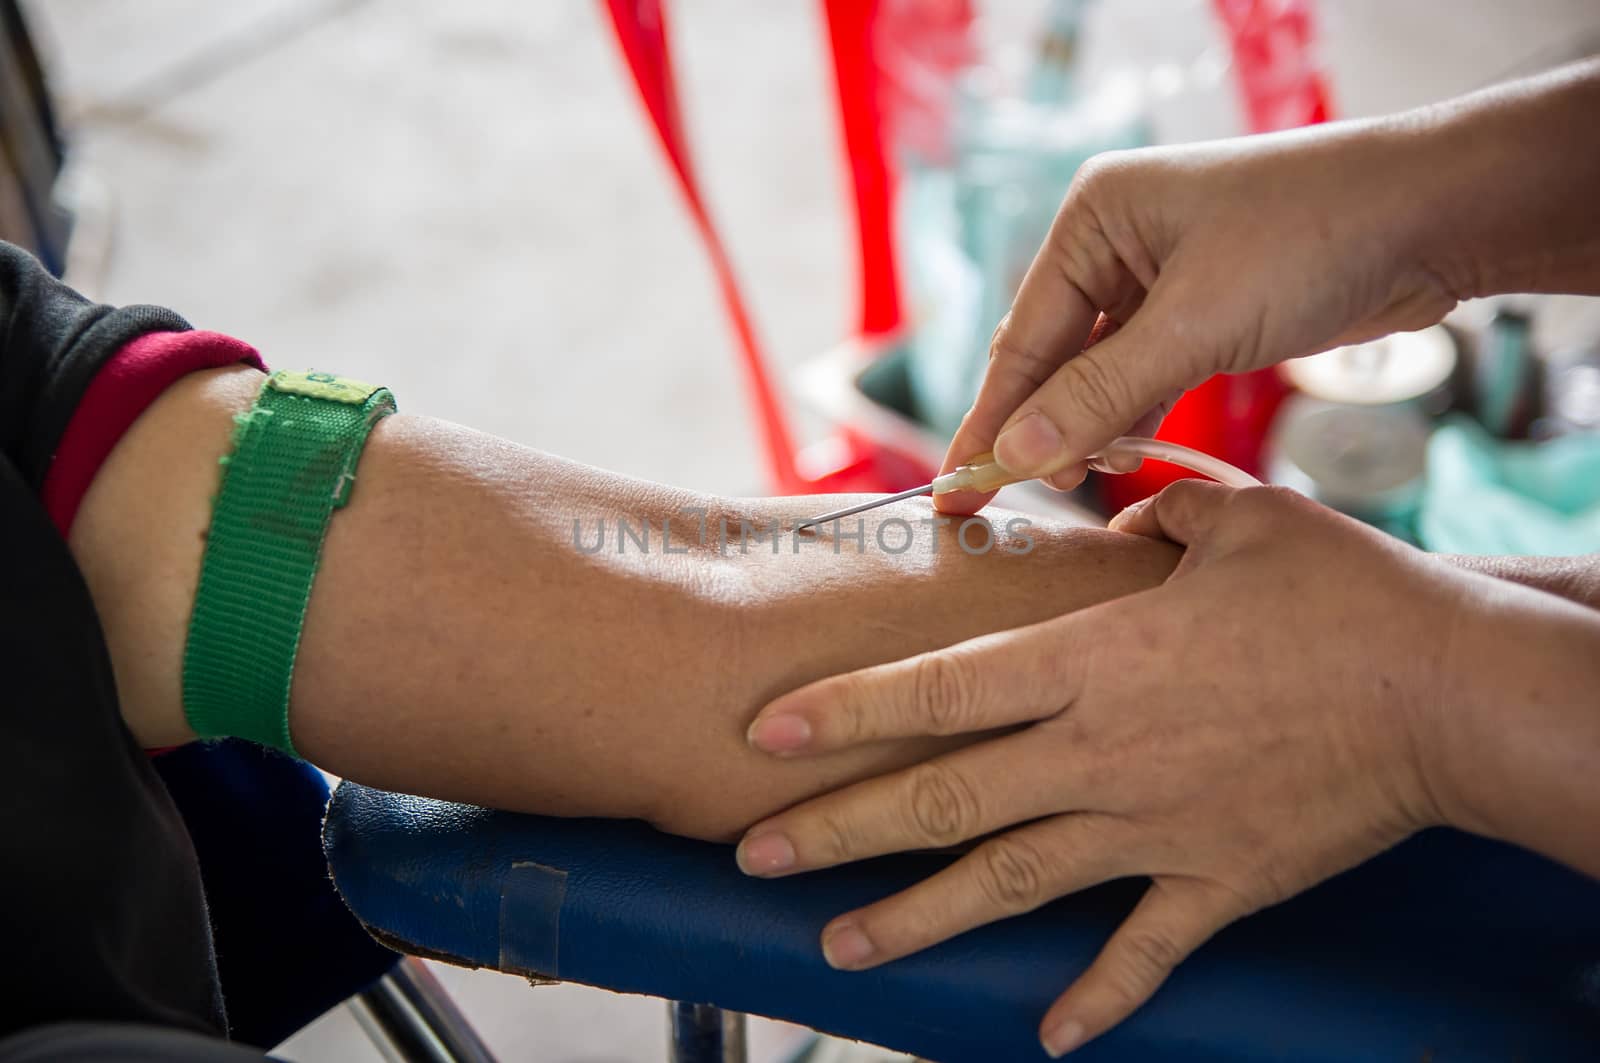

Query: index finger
[746,610,1098,757]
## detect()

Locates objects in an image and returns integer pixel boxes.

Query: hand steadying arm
[740,482,1600,1056]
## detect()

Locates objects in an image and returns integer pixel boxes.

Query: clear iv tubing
[1089,436,1263,488]
[929,437,1262,495]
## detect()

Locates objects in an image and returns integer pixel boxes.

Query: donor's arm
[72,364,1180,840]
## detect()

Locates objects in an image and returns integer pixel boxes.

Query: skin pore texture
[68,363,1179,841]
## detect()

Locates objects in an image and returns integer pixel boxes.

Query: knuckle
[974,835,1052,913]
[813,811,861,865]
[1068,153,1108,198]
[832,674,873,744]
[1153,478,1209,521]
[1252,484,1307,511]
[1062,352,1131,429]
[1231,484,1306,526]
[910,650,980,736]
[1048,215,1103,278]
[904,763,983,846]
[1156,478,1208,510]
[1063,149,1149,225]
[988,316,1056,381]
[1070,150,1133,201]
[1114,929,1187,998]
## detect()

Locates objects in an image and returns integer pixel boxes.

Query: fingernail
[736,831,795,876]
[821,922,876,970]
[994,412,1064,476]
[747,713,812,754]
[1041,1017,1086,1058]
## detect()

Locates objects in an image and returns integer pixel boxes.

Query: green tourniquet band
[183,370,395,755]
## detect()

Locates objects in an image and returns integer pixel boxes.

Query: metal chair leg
[348,956,498,1063]
[668,1001,747,1063]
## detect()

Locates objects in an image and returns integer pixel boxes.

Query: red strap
[1211,0,1334,133]
[601,0,804,493]
[42,330,266,536]
[820,0,903,338]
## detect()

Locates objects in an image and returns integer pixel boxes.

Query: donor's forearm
[291,418,1178,839]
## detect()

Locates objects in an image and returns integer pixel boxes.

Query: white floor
[30,0,859,497]
[22,2,1599,1060]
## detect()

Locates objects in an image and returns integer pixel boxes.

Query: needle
[794,484,938,531]
[794,452,1019,532]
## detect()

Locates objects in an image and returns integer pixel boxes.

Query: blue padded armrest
[324,783,1600,1062]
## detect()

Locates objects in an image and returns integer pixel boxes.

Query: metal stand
[348,956,499,1063]
[669,1001,748,1063]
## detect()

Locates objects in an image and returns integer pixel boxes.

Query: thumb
[991,308,1201,479]
[1107,478,1239,547]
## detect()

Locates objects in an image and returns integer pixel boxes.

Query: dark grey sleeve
[0,240,190,489]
